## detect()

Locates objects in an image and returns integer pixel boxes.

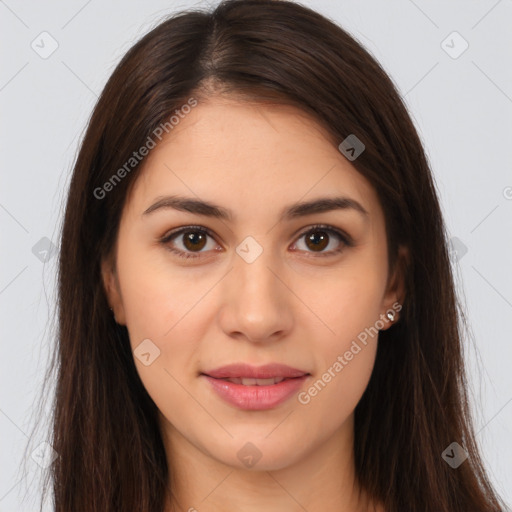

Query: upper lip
[202,363,310,379]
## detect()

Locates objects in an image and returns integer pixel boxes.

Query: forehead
[125,97,381,223]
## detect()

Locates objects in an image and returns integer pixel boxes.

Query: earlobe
[101,257,126,325]
[380,245,408,329]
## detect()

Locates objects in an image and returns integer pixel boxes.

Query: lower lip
[202,375,309,410]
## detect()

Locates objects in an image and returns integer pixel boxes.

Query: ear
[101,255,126,325]
[379,244,408,330]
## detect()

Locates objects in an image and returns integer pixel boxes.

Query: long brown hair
[29,0,506,510]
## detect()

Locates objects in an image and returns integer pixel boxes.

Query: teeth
[223,377,286,386]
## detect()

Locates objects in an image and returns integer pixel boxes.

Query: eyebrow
[143,195,369,221]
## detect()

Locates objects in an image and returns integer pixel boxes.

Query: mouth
[200,363,311,410]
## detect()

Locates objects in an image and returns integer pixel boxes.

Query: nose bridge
[238,253,277,301]
[234,233,280,293]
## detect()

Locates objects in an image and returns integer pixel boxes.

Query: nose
[217,248,294,343]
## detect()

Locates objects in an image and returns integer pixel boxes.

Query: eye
[160,223,353,260]
[291,224,353,257]
[160,226,220,259]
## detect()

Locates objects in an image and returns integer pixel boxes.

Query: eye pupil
[183,231,207,251]
[305,230,329,251]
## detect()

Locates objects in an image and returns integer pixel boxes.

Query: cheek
[298,341,377,444]
[115,244,208,425]
[296,281,382,433]
[292,256,385,413]
[115,241,212,345]
[296,256,387,349]
[115,240,219,409]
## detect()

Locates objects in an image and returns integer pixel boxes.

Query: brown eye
[304,230,329,252]
[182,231,208,251]
[161,226,219,259]
[292,225,352,256]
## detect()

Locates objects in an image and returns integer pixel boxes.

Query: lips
[201,363,310,410]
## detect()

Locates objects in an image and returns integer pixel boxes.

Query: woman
[40,0,507,510]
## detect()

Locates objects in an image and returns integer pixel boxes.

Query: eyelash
[159,224,354,260]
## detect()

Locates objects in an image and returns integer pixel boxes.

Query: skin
[103,96,405,512]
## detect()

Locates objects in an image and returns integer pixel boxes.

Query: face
[103,96,403,472]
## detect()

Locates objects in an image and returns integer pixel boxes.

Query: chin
[206,437,306,472]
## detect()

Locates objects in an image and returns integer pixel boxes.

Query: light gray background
[1,0,511,510]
